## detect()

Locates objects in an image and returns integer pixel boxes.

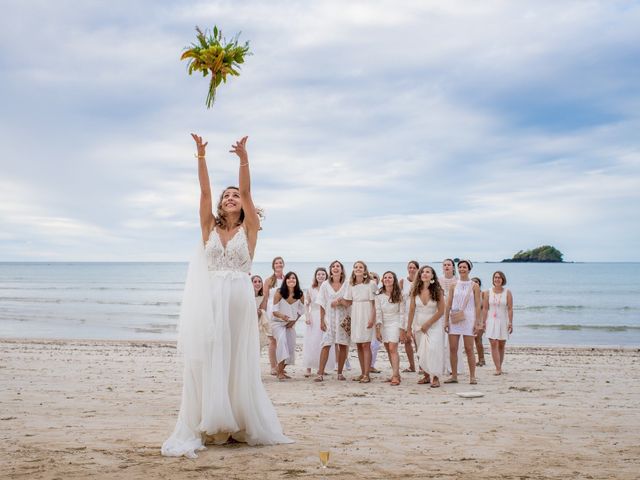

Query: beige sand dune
[1,339,639,479]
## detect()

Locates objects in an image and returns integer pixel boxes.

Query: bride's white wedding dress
[161,227,292,458]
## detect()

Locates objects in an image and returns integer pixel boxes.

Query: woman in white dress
[399,260,419,373]
[261,257,285,375]
[444,259,482,385]
[344,261,376,383]
[161,134,291,458]
[482,271,513,376]
[303,268,331,377]
[272,272,304,380]
[471,277,487,367]
[368,272,382,374]
[441,258,462,374]
[252,275,271,349]
[408,266,446,387]
[374,271,405,386]
[314,260,351,382]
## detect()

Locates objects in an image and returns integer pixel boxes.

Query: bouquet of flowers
[180,26,251,108]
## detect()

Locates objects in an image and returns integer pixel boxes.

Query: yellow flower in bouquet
[181,26,251,108]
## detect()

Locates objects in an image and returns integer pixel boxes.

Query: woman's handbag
[340,315,351,336]
[450,285,474,324]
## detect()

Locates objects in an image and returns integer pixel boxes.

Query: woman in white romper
[399,260,419,373]
[303,268,334,376]
[482,271,513,376]
[314,260,350,382]
[272,272,305,381]
[344,261,376,383]
[444,259,482,385]
[374,271,405,385]
[261,257,285,375]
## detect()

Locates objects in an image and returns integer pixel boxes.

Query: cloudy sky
[1,0,639,262]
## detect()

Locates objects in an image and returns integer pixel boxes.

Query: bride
[161,134,292,458]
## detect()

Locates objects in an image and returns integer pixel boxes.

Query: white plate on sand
[456,391,484,398]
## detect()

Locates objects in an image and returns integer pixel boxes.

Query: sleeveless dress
[345,282,375,343]
[411,296,437,349]
[161,228,292,458]
[315,281,351,347]
[400,278,413,331]
[449,280,476,336]
[486,288,510,340]
[303,286,330,370]
[416,298,446,378]
[375,292,405,343]
[272,296,304,365]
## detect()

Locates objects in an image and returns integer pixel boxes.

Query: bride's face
[221,189,242,213]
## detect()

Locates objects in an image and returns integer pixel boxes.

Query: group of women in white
[252,258,514,386]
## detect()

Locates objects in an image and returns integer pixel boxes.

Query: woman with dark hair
[303,267,331,377]
[272,272,305,380]
[314,260,351,382]
[399,261,419,373]
[344,261,376,383]
[162,134,291,458]
[375,271,405,385]
[411,266,446,388]
[471,277,487,367]
[483,271,513,375]
[407,266,445,385]
[261,257,285,375]
[444,259,482,385]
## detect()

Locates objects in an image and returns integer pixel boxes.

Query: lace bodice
[204,227,252,273]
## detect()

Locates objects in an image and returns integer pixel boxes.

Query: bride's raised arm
[229,136,259,236]
[192,133,215,244]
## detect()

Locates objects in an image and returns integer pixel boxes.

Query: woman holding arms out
[374,271,405,385]
[483,271,513,375]
[444,259,482,385]
[162,134,291,458]
[262,257,285,375]
[399,261,419,373]
[314,261,351,382]
[344,261,376,383]
[407,266,445,385]
[272,272,305,380]
[303,268,330,377]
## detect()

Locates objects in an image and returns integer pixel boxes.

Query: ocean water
[0,262,638,347]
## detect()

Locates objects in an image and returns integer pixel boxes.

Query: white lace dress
[375,293,405,343]
[161,227,292,458]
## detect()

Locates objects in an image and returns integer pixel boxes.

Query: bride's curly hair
[215,186,264,230]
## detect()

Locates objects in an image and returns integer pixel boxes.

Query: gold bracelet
[194,153,205,159]
[239,162,249,167]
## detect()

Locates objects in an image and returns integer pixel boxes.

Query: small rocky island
[502,245,564,263]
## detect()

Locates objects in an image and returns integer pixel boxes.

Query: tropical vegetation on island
[502,245,564,262]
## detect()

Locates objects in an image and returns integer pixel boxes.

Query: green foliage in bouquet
[181,26,251,108]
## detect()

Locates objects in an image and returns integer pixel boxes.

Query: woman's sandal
[359,376,371,383]
[430,381,440,388]
[337,374,346,381]
[402,367,416,373]
[443,377,458,384]
[352,375,364,382]
[390,376,401,386]
[470,378,478,385]
[417,376,430,385]
[313,375,324,382]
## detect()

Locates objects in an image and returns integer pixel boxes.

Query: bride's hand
[229,136,248,162]
[191,133,208,157]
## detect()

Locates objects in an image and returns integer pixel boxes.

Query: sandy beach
[1,338,638,479]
